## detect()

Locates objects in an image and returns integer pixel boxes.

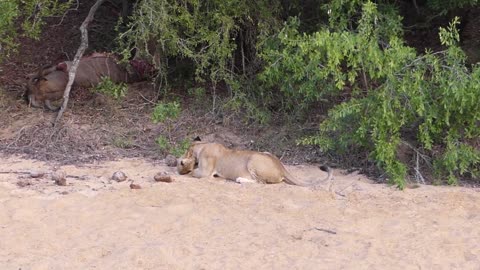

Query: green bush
[124,0,480,187]
[156,135,190,157]
[118,0,281,117]
[171,138,191,157]
[94,77,128,100]
[152,101,181,123]
[155,135,169,151]
[261,2,480,188]
[119,0,278,79]
[0,0,72,61]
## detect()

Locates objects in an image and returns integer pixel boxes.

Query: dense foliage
[264,11,480,187]
[118,0,280,84]
[0,0,71,60]
[2,0,480,187]
[261,3,479,187]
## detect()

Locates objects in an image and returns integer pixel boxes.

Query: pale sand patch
[0,156,479,269]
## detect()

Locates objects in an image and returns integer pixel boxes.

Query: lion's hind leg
[246,156,283,184]
[233,167,257,184]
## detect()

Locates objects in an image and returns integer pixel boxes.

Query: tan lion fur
[177,141,332,186]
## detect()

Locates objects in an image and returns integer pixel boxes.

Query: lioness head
[177,157,196,175]
[176,136,202,175]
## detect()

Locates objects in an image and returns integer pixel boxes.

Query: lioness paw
[235,177,256,184]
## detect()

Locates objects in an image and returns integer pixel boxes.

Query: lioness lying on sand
[177,139,332,187]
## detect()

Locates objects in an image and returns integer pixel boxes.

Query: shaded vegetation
[1,0,480,187]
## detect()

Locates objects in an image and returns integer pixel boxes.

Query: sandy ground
[0,156,479,270]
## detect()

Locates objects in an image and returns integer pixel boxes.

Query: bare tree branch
[54,0,106,126]
[53,0,80,27]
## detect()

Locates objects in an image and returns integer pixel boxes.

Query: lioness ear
[193,136,201,142]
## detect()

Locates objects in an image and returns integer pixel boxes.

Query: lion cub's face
[177,157,196,175]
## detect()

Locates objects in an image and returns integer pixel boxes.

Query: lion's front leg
[192,168,211,178]
[192,157,215,178]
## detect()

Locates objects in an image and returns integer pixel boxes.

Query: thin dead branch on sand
[0,170,85,180]
[314,227,337,235]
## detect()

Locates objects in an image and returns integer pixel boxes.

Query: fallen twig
[314,227,337,234]
[0,170,84,180]
[0,171,31,175]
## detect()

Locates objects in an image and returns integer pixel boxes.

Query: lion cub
[177,139,332,186]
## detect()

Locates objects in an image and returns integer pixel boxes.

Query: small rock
[77,175,89,181]
[130,182,142,189]
[165,155,177,167]
[154,172,174,183]
[29,171,45,178]
[112,171,127,182]
[17,181,31,188]
[52,170,67,186]
[54,178,67,186]
[60,191,69,195]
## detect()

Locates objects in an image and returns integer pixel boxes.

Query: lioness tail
[319,165,333,183]
[284,165,332,186]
